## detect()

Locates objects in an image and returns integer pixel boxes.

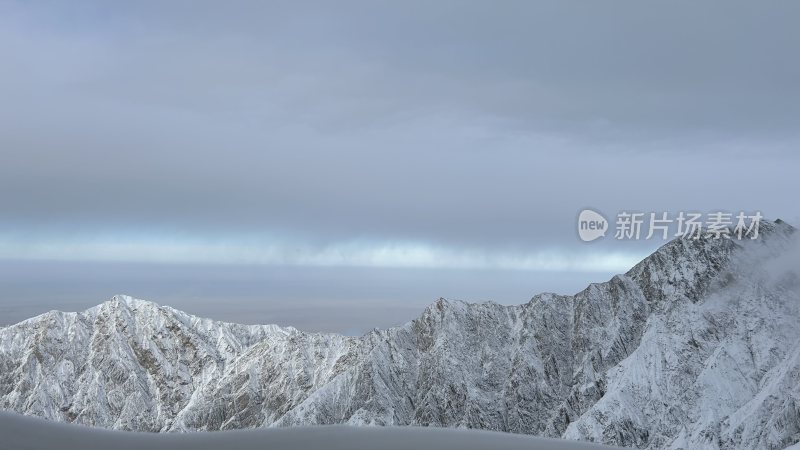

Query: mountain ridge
[1,219,798,449]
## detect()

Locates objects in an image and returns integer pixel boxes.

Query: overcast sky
[1,1,799,331]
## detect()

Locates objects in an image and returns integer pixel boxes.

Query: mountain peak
[108,294,156,308]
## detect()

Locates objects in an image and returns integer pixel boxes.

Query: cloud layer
[0,1,798,329]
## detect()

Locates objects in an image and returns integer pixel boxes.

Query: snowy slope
[1,220,798,449]
[0,410,618,450]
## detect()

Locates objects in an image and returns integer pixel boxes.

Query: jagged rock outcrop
[1,220,798,449]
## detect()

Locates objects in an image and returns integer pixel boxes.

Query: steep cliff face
[1,220,798,449]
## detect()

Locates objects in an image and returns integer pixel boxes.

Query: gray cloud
[0,1,798,328]
[2,3,798,242]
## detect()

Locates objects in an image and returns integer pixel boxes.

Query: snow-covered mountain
[1,220,798,449]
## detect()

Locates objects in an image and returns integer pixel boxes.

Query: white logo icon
[578,209,608,242]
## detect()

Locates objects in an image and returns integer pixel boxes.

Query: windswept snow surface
[0,411,617,450]
[1,220,799,449]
